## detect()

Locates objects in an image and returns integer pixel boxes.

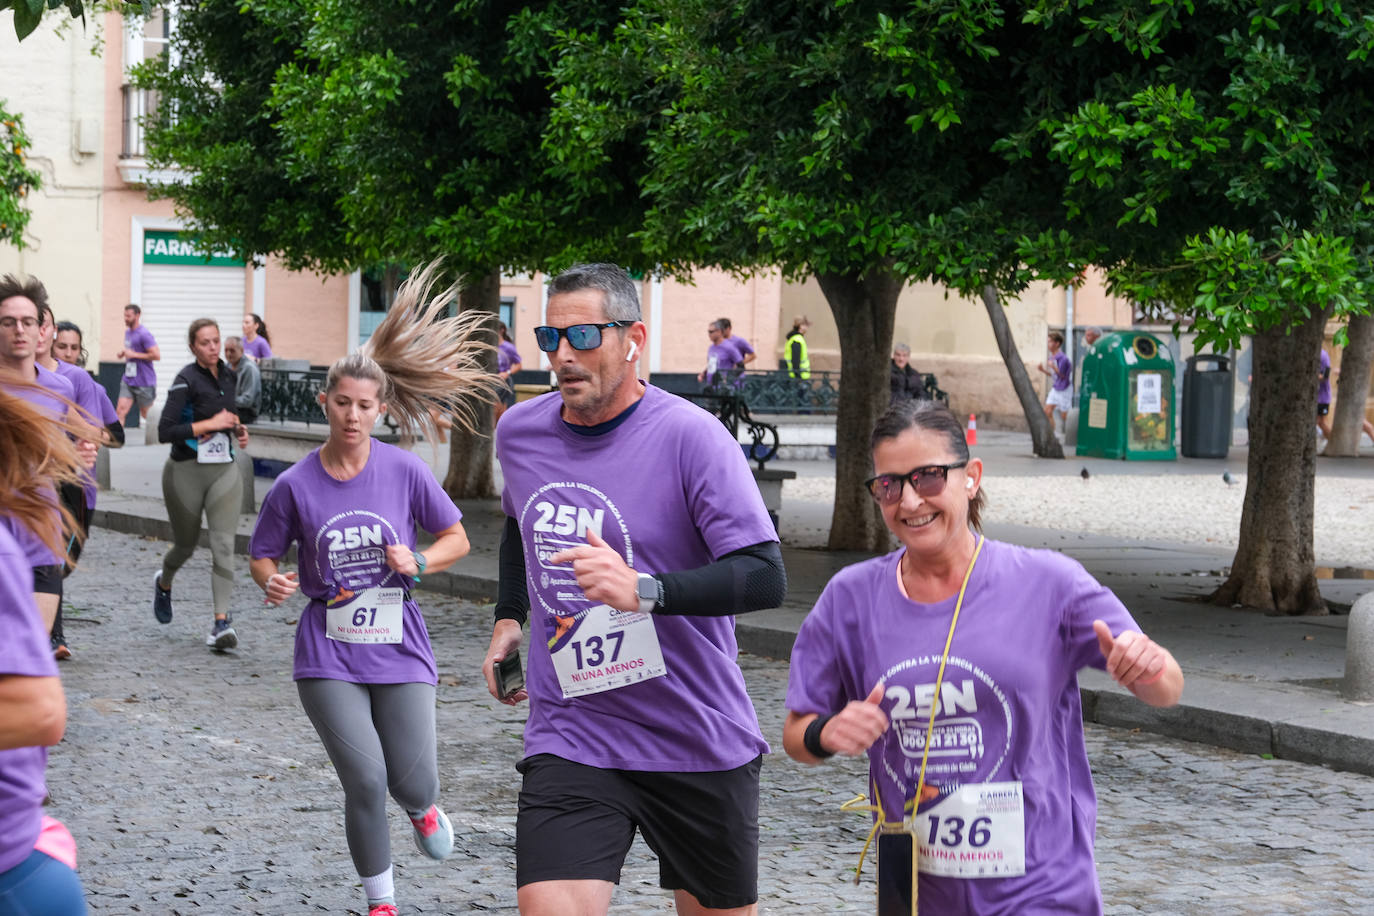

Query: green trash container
[1076,332,1177,461]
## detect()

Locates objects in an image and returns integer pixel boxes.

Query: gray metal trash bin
[1181,354,1233,458]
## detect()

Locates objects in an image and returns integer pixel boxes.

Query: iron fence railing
[705,369,841,413]
[259,366,329,426]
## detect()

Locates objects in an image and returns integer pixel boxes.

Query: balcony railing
[121,84,159,159]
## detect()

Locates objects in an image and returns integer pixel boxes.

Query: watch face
[638,576,656,599]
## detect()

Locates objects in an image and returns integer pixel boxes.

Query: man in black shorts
[484,263,787,915]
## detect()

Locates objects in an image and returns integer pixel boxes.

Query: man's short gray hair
[548,263,642,322]
[893,342,911,355]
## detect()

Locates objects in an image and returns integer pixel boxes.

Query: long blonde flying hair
[327,261,501,442]
[0,386,89,560]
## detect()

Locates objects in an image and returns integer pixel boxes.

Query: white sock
[361,867,394,905]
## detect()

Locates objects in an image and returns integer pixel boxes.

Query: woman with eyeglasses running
[782,400,1183,915]
[249,262,498,916]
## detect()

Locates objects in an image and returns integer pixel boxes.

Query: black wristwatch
[636,573,663,614]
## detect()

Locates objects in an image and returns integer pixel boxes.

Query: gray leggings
[297,679,440,878]
[160,458,242,615]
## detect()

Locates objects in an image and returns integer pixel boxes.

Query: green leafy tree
[1000,0,1374,613]
[2,0,144,41]
[549,0,1374,605]
[545,0,1079,552]
[0,102,41,248]
[137,0,656,498]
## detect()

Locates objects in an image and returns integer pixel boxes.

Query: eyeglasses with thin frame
[0,316,39,330]
[864,462,968,505]
[534,321,634,353]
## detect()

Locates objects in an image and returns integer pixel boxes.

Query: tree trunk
[980,285,1064,458]
[815,267,904,553]
[1209,306,1331,615]
[1325,313,1374,456]
[442,268,501,499]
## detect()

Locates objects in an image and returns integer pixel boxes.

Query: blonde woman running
[249,263,497,916]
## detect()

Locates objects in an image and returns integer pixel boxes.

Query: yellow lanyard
[842,534,986,882]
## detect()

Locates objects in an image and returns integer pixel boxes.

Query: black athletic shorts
[515,753,762,909]
[1318,402,1331,417]
[33,564,63,596]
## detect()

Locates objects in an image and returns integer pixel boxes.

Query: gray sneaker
[152,572,173,624]
[206,618,238,651]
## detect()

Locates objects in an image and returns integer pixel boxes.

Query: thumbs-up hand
[549,526,638,611]
[820,682,891,758]
[1094,619,1167,689]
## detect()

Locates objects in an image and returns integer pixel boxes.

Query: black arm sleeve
[158,375,192,444]
[656,540,787,617]
[104,421,126,447]
[495,515,530,626]
[789,339,802,374]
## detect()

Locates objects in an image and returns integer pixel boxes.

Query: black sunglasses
[864,462,968,505]
[534,321,634,353]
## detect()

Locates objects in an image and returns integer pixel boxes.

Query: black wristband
[803,714,835,760]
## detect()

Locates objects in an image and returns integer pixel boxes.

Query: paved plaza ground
[50,531,1374,915]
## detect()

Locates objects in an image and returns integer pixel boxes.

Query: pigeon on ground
[1222,470,1236,486]
[1080,467,1091,480]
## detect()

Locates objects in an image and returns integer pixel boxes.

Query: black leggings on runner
[296,679,440,878]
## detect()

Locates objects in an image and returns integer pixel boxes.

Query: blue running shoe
[206,618,237,651]
[152,572,173,624]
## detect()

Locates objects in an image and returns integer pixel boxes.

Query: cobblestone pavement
[48,533,1374,915]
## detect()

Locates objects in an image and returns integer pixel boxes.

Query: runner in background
[153,319,248,651]
[241,313,273,361]
[115,304,159,427]
[37,311,123,660]
[249,262,498,916]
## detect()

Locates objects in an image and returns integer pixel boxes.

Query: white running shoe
[409,805,453,859]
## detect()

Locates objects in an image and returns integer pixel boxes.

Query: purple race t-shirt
[725,335,755,363]
[243,336,273,360]
[497,340,522,374]
[124,325,158,387]
[11,363,75,421]
[54,360,116,508]
[496,384,775,772]
[1051,351,1072,391]
[705,342,740,381]
[0,522,59,874]
[787,539,1140,915]
[250,441,461,686]
[1318,350,1332,405]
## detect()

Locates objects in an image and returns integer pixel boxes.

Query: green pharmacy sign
[142,231,244,267]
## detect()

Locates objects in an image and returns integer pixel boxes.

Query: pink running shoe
[368,904,398,916]
[408,804,453,859]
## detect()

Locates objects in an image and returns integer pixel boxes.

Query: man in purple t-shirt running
[0,274,99,660]
[487,263,786,916]
[115,303,160,426]
[1037,330,1072,433]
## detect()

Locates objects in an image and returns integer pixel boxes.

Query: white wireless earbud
[966,481,974,490]
[626,341,639,362]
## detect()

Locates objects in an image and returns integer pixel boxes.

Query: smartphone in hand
[495,650,524,699]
